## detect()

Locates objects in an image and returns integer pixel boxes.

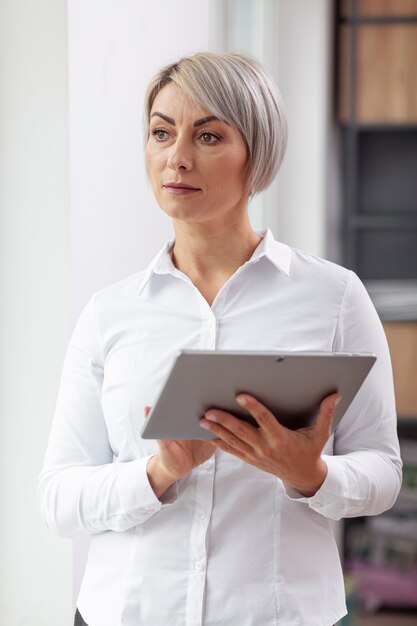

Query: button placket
[185,456,216,626]
[199,313,217,349]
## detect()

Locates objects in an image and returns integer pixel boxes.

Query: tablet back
[140,351,376,440]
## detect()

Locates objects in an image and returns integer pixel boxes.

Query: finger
[144,406,151,418]
[200,414,255,456]
[202,408,260,446]
[235,394,286,436]
[210,437,251,460]
[314,393,341,437]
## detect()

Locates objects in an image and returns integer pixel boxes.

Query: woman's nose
[167,137,194,171]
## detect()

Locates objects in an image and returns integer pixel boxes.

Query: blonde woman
[38,52,402,626]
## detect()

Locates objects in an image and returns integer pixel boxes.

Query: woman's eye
[152,129,169,142]
[200,132,220,144]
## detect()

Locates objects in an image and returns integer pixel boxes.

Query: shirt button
[205,319,214,328]
[194,561,205,571]
[203,460,213,471]
[200,512,207,520]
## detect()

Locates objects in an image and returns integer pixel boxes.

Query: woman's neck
[170,217,262,290]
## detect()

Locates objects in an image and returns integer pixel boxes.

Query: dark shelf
[348,216,417,228]
[340,124,417,131]
[338,4,417,614]
[339,16,417,25]
[356,230,417,280]
[357,130,417,215]
[341,128,417,279]
[398,418,417,439]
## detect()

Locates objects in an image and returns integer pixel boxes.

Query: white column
[0,1,73,624]
[274,0,333,256]
[211,0,334,257]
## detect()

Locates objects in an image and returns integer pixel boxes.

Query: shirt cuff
[117,456,178,524]
[284,455,347,520]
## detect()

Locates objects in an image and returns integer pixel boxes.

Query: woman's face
[146,82,249,228]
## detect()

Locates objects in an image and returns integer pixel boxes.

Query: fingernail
[333,396,342,408]
[200,420,212,430]
[236,394,247,406]
[204,411,218,422]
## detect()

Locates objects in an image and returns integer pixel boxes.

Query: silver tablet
[140,350,376,440]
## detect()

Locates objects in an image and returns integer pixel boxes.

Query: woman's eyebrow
[151,112,175,125]
[150,113,222,127]
[193,116,220,127]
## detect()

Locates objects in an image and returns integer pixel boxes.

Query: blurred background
[0,1,416,624]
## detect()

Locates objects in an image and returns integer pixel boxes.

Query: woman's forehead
[150,83,214,122]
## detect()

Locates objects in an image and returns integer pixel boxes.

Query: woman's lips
[163,183,201,196]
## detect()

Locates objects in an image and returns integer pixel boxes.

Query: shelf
[348,217,417,228]
[356,231,417,280]
[338,8,417,618]
[338,20,417,123]
[398,417,417,432]
[339,16,417,25]
[340,0,417,20]
[341,127,417,278]
[340,123,417,131]
[364,280,417,322]
[357,130,417,214]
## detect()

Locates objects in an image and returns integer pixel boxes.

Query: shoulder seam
[90,293,105,366]
[331,270,354,352]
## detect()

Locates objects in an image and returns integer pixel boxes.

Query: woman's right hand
[144,406,216,498]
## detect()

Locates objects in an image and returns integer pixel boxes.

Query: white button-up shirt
[38,229,402,626]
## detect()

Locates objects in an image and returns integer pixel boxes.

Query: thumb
[315,393,341,437]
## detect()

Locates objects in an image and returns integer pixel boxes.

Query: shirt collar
[250,228,291,276]
[136,239,175,295]
[137,228,291,296]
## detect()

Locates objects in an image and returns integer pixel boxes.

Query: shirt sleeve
[37,296,176,538]
[285,271,402,520]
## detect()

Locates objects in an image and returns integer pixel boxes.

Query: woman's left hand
[200,392,341,497]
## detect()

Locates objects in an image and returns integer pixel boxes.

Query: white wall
[274,0,332,257]
[68,0,214,316]
[212,0,335,259]
[0,1,73,625]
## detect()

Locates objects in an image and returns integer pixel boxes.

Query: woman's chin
[159,204,207,224]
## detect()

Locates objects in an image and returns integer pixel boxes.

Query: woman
[38,52,402,626]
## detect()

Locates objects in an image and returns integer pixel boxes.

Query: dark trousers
[74,608,89,626]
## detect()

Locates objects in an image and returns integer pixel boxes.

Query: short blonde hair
[144,52,288,196]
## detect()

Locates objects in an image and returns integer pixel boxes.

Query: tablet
[140,350,376,440]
